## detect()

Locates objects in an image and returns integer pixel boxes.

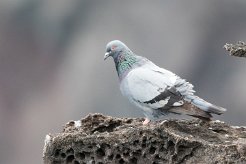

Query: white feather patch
[159,97,170,106]
[142,96,171,109]
[173,100,184,106]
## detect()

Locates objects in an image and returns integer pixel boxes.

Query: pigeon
[104,40,226,124]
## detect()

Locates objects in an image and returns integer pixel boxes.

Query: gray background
[0,1,245,164]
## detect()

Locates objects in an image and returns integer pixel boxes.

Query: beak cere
[104,52,110,60]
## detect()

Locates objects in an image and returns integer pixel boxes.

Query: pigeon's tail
[175,78,226,115]
[185,95,227,115]
[169,102,212,121]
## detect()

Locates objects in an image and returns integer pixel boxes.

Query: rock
[43,113,246,164]
[224,41,246,58]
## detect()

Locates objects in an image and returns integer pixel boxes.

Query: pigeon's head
[104,40,130,60]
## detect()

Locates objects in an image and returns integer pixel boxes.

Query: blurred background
[0,0,246,163]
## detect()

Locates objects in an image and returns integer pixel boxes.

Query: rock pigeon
[104,40,226,124]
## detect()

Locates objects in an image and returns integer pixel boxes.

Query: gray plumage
[104,40,226,124]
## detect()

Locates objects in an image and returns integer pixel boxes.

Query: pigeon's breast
[120,67,166,103]
[119,72,132,99]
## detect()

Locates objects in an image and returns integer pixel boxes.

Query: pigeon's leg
[143,118,150,125]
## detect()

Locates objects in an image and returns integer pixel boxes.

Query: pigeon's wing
[121,65,185,110]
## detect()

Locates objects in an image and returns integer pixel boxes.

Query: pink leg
[143,118,150,125]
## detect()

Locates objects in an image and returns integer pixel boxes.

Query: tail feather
[185,95,227,115]
[175,78,226,115]
[169,102,212,121]
[206,105,226,115]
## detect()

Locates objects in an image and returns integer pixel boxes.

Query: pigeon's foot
[143,118,150,125]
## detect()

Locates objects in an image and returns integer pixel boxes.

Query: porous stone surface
[43,113,246,164]
[224,41,246,57]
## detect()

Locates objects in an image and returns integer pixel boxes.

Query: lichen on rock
[43,113,246,164]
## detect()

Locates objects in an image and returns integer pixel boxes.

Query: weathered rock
[224,41,246,58]
[43,113,246,164]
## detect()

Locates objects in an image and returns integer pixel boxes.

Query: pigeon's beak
[104,52,110,60]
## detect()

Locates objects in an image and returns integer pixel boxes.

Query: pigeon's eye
[111,45,117,50]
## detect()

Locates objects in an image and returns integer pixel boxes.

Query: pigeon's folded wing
[121,66,184,109]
